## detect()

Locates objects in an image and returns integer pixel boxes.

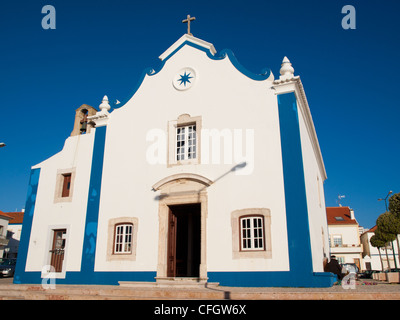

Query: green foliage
[389,192,400,219]
[370,234,386,248]
[374,225,396,243]
[376,211,400,235]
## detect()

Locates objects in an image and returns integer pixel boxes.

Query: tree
[377,212,400,269]
[370,234,385,271]
[388,192,400,268]
[374,226,396,270]
[389,192,400,218]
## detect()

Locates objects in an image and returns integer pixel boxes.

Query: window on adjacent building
[337,256,345,264]
[114,224,133,254]
[176,124,197,161]
[240,216,265,251]
[333,235,342,247]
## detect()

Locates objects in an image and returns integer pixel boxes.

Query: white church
[14,20,335,287]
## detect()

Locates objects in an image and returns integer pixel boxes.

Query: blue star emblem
[177,71,193,87]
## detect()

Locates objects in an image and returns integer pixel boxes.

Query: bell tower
[70,104,97,136]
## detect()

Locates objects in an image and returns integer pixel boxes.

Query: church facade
[14,34,335,287]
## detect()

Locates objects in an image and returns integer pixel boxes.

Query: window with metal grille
[114,224,133,254]
[176,124,196,161]
[240,216,265,251]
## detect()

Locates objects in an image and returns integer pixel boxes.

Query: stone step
[1,283,400,300]
[119,278,220,289]
[0,284,226,300]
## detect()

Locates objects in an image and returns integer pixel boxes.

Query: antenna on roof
[337,194,345,207]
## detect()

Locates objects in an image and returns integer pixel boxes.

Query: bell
[80,121,87,133]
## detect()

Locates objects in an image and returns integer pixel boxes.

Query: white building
[361,226,400,271]
[14,33,335,287]
[4,211,24,259]
[326,207,363,270]
[0,211,12,258]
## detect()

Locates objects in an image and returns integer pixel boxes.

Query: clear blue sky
[0,0,399,229]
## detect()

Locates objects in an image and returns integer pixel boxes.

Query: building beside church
[14,32,335,287]
[326,207,363,270]
[361,226,400,271]
[0,211,12,258]
[3,211,24,259]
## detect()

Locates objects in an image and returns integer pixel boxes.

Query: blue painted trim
[14,128,159,286]
[112,40,272,110]
[201,92,336,288]
[17,271,156,286]
[14,168,41,284]
[14,53,335,288]
[208,271,336,288]
[81,126,107,274]
[277,92,313,275]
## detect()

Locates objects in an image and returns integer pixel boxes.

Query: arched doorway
[152,174,211,281]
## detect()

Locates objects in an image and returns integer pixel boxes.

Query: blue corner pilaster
[81,126,107,276]
[13,168,41,284]
[277,92,314,274]
[276,91,333,287]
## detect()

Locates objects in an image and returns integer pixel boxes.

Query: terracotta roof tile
[1,211,24,224]
[326,207,358,225]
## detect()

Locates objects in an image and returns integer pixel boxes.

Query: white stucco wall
[297,96,329,272]
[26,133,94,274]
[94,43,290,272]
[24,36,330,278]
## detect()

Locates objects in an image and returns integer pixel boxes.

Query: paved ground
[1,275,399,300]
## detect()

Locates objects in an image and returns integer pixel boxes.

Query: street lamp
[378,190,393,211]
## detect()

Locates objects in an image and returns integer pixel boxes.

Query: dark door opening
[167,203,201,277]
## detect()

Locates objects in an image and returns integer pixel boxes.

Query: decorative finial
[280,56,295,78]
[99,95,110,112]
[182,14,196,36]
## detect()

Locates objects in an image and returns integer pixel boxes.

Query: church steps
[0,284,226,300]
[1,284,400,300]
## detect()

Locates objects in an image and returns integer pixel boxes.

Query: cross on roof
[182,14,196,36]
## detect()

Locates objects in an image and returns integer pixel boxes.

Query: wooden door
[167,211,177,277]
[50,229,66,272]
